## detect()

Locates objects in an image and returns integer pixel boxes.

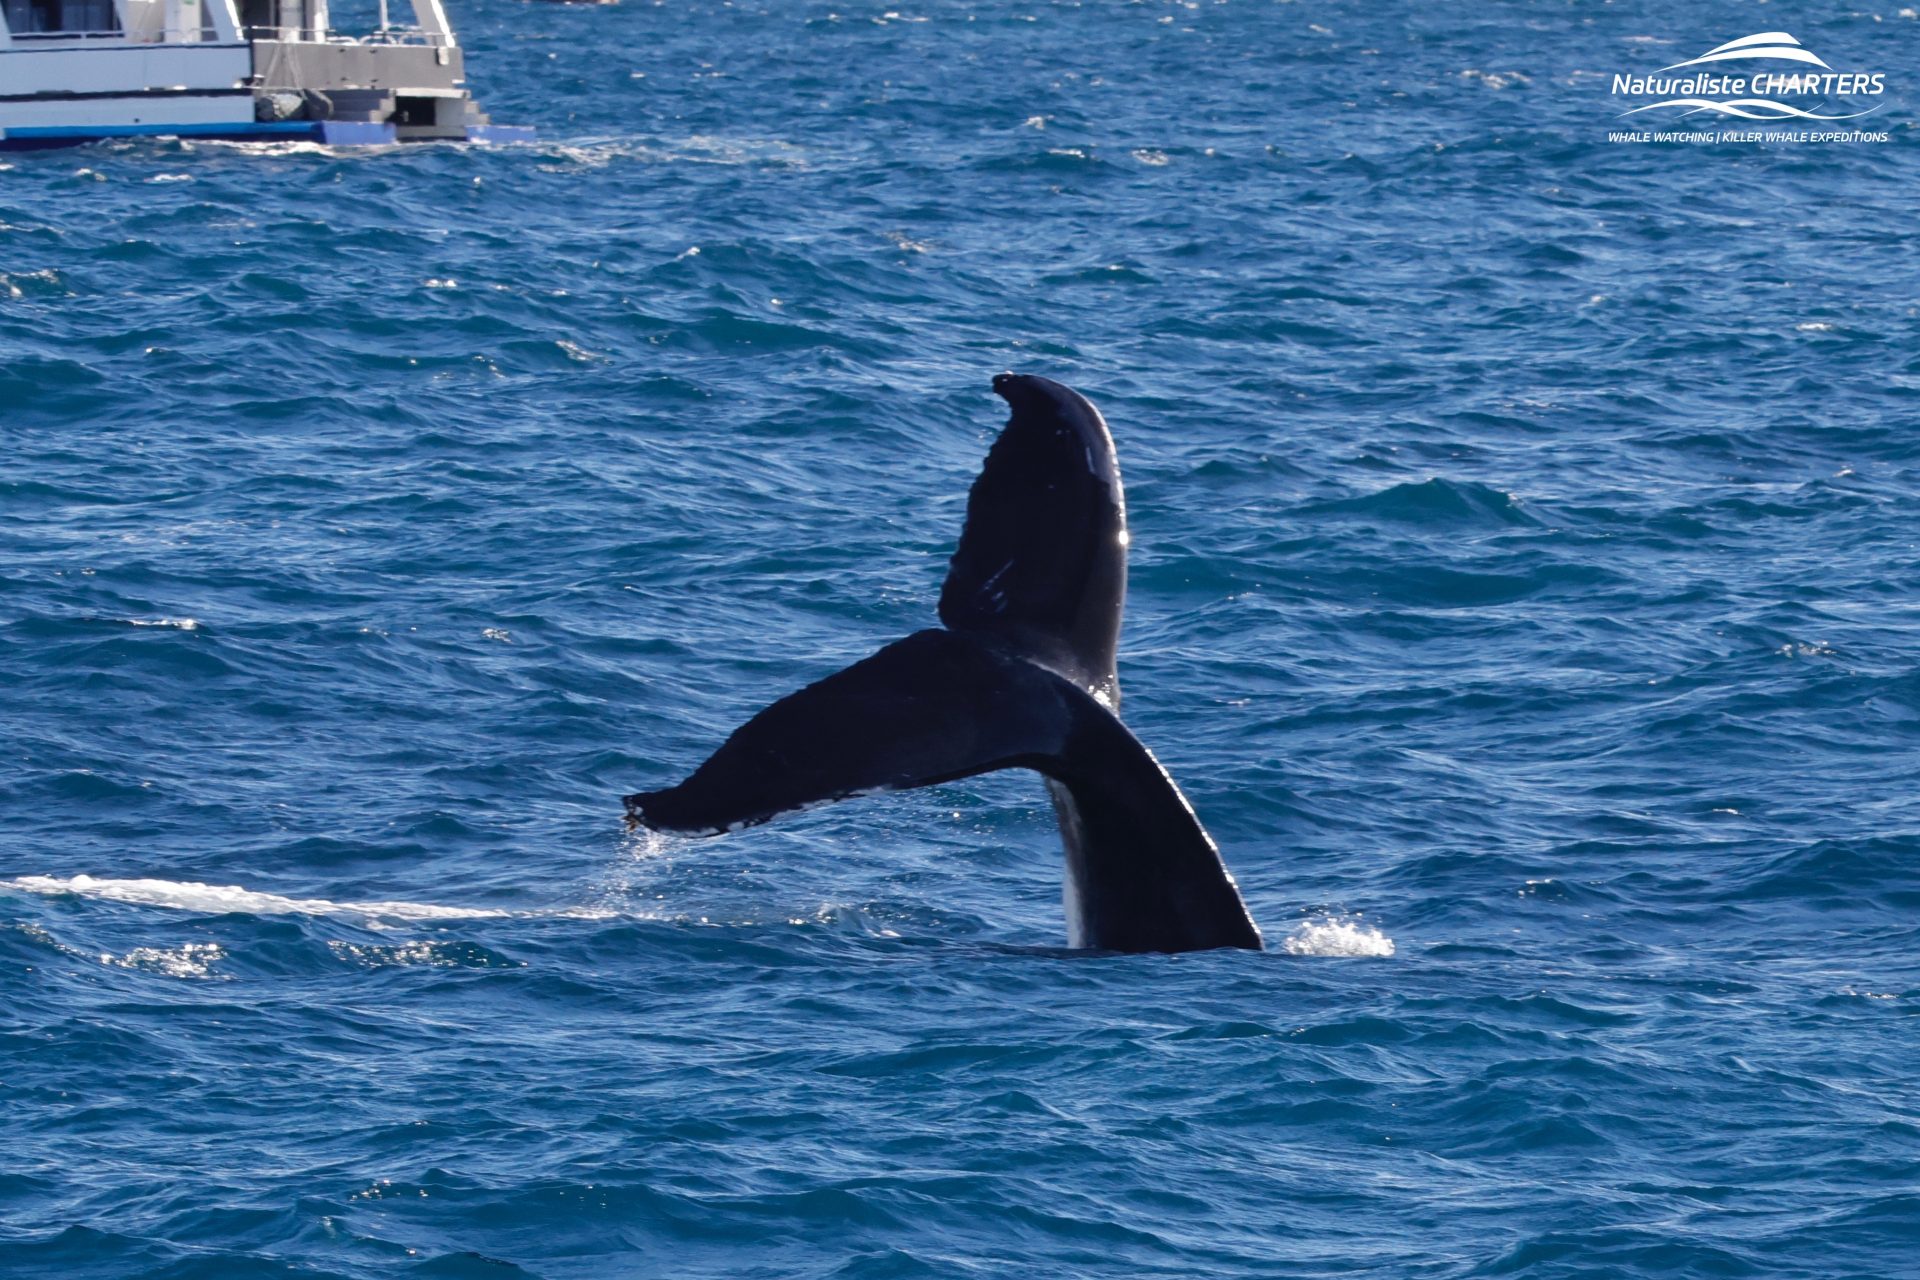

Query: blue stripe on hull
[315,120,398,145]
[0,121,324,149]
[0,120,534,150]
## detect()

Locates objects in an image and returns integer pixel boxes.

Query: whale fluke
[625,374,1262,953]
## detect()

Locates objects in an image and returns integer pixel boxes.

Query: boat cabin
[0,0,529,146]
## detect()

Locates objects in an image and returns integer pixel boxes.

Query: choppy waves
[4,0,1920,1276]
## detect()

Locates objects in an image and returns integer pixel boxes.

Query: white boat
[0,0,532,148]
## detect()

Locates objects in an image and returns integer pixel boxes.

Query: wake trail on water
[5,872,1397,957]
[3,874,617,923]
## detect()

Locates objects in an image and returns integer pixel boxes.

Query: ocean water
[4,1,1920,1276]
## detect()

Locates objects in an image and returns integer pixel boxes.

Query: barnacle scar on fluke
[626,373,1261,954]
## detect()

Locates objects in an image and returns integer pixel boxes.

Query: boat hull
[0,36,531,149]
[0,119,535,149]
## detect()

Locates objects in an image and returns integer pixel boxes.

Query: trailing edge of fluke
[625,373,1262,954]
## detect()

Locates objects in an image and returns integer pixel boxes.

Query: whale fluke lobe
[625,373,1262,953]
[626,630,1068,836]
[939,374,1127,700]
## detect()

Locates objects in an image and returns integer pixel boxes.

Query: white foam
[10,920,226,978]
[4,874,559,923]
[1282,915,1396,958]
[102,942,224,978]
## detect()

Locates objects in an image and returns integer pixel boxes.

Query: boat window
[238,0,321,35]
[1,0,41,31]
[72,0,118,29]
[4,0,121,33]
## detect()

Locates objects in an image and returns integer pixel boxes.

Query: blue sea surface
[5,1,1920,1276]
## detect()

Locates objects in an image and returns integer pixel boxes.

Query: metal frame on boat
[0,0,532,148]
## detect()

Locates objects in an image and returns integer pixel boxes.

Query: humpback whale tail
[626,374,1262,954]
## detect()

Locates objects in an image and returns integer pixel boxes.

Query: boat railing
[8,28,140,42]
[2,25,451,47]
[242,25,452,47]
